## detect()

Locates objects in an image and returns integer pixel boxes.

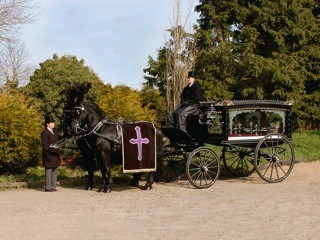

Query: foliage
[0,92,42,173]
[194,0,320,129]
[144,0,320,129]
[97,84,157,122]
[143,47,167,95]
[139,86,167,126]
[22,54,105,132]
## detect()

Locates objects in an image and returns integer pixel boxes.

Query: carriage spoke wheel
[222,146,255,177]
[159,151,187,182]
[186,147,220,189]
[254,133,295,183]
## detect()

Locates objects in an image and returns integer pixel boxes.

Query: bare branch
[0,39,33,90]
[0,0,39,44]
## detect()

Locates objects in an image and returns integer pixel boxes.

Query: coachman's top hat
[44,114,55,124]
[187,71,196,78]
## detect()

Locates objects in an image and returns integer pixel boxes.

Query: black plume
[61,82,92,106]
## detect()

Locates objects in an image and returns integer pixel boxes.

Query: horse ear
[82,82,92,93]
[60,82,74,95]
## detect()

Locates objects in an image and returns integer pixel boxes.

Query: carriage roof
[200,99,293,110]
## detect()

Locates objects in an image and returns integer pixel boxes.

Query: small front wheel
[158,151,187,182]
[186,147,220,189]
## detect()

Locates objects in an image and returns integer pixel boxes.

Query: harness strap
[51,118,122,149]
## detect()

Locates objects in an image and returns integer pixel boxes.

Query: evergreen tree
[195,0,320,128]
[143,47,167,96]
[23,54,104,130]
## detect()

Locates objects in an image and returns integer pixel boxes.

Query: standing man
[41,114,61,192]
[171,71,204,133]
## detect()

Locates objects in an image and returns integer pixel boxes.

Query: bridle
[64,104,89,135]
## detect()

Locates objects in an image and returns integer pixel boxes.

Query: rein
[50,118,122,149]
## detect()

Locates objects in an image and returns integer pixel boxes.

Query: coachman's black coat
[180,82,204,105]
[41,128,60,168]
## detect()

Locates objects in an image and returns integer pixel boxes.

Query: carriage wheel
[222,146,255,177]
[159,151,187,182]
[186,147,220,189]
[254,133,295,183]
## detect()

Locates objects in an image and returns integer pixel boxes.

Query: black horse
[59,82,159,193]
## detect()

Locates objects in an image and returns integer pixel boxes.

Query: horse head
[65,104,90,135]
[61,82,94,136]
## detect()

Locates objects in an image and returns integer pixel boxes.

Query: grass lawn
[292,130,320,162]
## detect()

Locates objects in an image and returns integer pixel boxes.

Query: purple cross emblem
[129,126,149,161]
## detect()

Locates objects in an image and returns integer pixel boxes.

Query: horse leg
[97,148,113,193]
[129,173,142,187]
[78,140,95,190]
[145,172,154,190]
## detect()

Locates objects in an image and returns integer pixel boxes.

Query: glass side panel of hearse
[226,108,286,141]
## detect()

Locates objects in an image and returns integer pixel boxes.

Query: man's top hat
[44,114,55,124]
[187,71,196,78]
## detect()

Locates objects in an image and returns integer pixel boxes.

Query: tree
[144,0,197,115]
[194,0,241,101]
[23,54,105,131]
[0,92,42,173]
[0,0,38,92]
[140,85,166,126]
[143,47,167,95]
[165,0,198,114]
[97,84,157,123]
[0,39,33,91]
[195,0,320,129]
[0,0,38,44]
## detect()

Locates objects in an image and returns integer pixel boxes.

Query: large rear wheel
[254,133,295,183]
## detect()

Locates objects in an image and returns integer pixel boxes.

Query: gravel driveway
[1,161,320,240]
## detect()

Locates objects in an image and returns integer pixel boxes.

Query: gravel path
[1,161,320,240]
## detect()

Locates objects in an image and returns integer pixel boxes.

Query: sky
[22,0,199,90]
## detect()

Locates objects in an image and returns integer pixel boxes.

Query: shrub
[0,92,42,173]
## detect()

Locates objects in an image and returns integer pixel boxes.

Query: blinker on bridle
[64,105,88,134]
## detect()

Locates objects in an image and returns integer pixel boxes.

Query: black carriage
[159,100,295,188]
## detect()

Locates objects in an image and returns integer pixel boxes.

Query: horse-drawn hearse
[54,83,295,192]
[159,99,295,188]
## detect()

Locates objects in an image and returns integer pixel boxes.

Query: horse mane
[83,102,106,119]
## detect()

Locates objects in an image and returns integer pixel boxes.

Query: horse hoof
[103,187,112,193]
[144,184,152,190]
[85,185,94,190]
[98,186,105,192]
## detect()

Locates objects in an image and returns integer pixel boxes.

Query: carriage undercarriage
[158,100,295,188]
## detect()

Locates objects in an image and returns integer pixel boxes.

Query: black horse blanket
[121,121,156,173]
